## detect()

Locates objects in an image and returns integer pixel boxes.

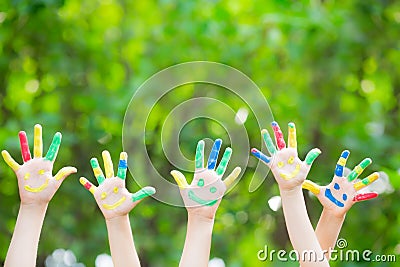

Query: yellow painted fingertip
[33,124,43,158]
[170,170,188,188]
[223,166,241,188]
[302,180,320,195]
[1,150,20,171]
[354,172,379,191]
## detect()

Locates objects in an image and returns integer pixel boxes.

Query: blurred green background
[0,0,400,266]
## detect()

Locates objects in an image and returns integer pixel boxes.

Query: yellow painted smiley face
[101,186,126,210]
[23,170,50,193]
[278,156,301,180]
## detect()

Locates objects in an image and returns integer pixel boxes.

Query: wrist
[279,185,303,197]
[188,213,215,225]
[322,208,346,221]
[20,202,48,214]
[105,214,130,225]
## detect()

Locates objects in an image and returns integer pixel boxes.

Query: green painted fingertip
[132,187,156,202]
[262,129,277,154]
[305,148,321,165]
[195,140,205,169]
[45,132,62,161]
[216,147,232,176]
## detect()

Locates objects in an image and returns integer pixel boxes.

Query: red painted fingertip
[18,131,31,162]
[271,122,286,150]
[354,192,378,202]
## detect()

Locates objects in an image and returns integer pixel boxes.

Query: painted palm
[303,150,379,217]
[1,124,76,205]
[251,121,321,190]
[171,139,241,219]
[79,151,156,219]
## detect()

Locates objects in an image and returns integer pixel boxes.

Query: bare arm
[2,125,76,267]
[171,139,241,267]
[79,151,155,267]
[179,214,215,267]
[5,203,47,267]
[315,210,345,255]
[303,150,379,260]
[251,121,329,267]
[105,215,141,267]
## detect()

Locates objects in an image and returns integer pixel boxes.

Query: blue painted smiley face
[325,183,348,208]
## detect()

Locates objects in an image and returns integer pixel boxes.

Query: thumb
[304,148,322,166]
[223,166,241,188]
[170,170,189,188]
[131,186,156,203]
[302,180,321,195]
[54,166,77,181]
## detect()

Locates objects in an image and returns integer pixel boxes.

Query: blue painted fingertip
[251,148,271,163]
[207,139,222,170]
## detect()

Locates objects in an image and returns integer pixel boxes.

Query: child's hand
[171,139,241,220]
[1,124,77,205]
[251,122,321,191]
[303,150,379,218]
[80,151,156,220]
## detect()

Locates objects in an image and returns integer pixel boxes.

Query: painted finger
[271,121,286,150]
[207,139,222,170]
[250,148,271,164]
[170,170,189,188]
[347,158,372,182]
[304,148,322,166]
[302,180,321,195]
[91,158,106,184]
[335,150,350,177]
[54,166,77,181]
[287,122,297,149]
[195,140,205,170]
[354,192,378,202]
[132,186,156,202]
[261,129,277,155]
[117,152,128,180]
[33,124,43,158]
[216,148,232,176]
[79,177,97,194]
[19,131,31,162]
[45,132,62,161]
[102,150,114,178]
[353,172,379,191]
[223,166,241,188]
[1,150,20,171]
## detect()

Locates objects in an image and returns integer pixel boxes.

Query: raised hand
[251,121,321,191]
[303,150,379,218]
[79,151,156,220]
[1,124,77,205]
[170,139,241,219]
[251,121,330,267]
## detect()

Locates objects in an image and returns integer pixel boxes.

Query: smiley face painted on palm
[322,150,372,209]
[275,150,302,181]
[171,139,237,208]
[251,122,322,189]
[181,169,226,207]
[1,126,66,201]
[16,159,53,193]
[94,178,129,211]
[324,177,355,208]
